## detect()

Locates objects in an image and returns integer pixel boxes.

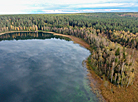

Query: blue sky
[0,0,138,14]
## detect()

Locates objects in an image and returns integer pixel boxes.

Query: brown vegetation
[47,31,90,49]
[49,31,138,101]
[87,49,138,102]
[48,26,135,87]
[119,13,138,17]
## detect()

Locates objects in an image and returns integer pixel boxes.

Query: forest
[0,12,137,87]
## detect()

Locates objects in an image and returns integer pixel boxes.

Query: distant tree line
[0,13,138,33]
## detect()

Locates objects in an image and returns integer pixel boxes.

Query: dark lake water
[0,32,99,102]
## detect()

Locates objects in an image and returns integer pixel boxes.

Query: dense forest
[0,12,137,87]
[0,13,138,33]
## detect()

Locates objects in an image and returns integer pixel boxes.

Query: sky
[0,0,138,14]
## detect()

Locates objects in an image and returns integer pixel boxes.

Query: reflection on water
[0,32,99,102]
[0,32,71,41]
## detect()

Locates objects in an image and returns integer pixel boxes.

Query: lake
[0,32,99,102]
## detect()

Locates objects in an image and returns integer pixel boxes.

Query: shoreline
[1,31,138,101]
[49,32,138,102]
[47,31,91,50]
[0,30,106,101]
[0,31,91,50]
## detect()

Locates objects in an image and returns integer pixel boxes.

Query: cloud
[82,9,122,12]
[0,0,138,14]
[42,10,76,13]
[40,9,128,14]
[75,3,136,8]
[103,9,124,11]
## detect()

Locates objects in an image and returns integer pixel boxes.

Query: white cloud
[77,9,124,12]
[42,10,77,13]
[75,3,127,8]
[41,9,127,14]
[31,0,107,4]
[104,9,122,11]
[0,0,138,14]
[71,3,137,8]
[82,10,95,12]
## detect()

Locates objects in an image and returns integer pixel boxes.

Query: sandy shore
[47,32,91,50]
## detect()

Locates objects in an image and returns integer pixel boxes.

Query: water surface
[0,32,99,102]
